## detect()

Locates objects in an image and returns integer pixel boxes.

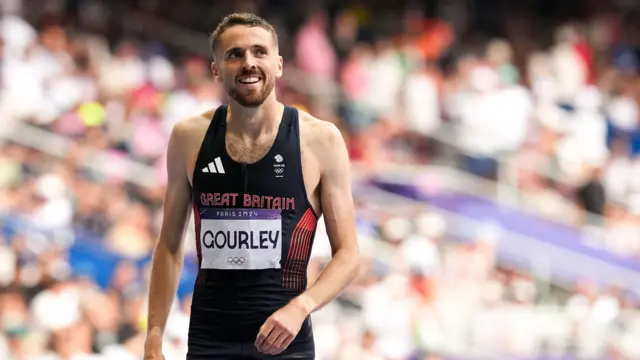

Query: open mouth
[237,76,261,85]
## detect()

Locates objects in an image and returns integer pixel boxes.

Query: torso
[182,104,322,345]
[184,109,322,215]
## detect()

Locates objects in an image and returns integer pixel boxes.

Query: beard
[225,75,275,108]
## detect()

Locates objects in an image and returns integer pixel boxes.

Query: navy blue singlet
[187,105,318,359]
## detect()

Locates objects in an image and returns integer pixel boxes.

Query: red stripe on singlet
[282,211,308,288]
[282,209,317,289]
[292,211,316,289]
[296,215,317,287]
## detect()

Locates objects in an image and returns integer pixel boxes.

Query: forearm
[146,241,183,335]
[294,247,359,313]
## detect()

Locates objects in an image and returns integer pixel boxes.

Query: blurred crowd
[2,0,640,359]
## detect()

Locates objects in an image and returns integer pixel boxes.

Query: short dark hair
[209,13,278,57]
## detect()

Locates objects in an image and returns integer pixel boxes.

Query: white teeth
[239,77,260,84]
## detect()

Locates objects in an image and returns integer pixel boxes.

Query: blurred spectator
[576,167,606,217]
[3,1,640,360]
[295,11,338,79]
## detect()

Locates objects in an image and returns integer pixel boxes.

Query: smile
[237,77,261,84]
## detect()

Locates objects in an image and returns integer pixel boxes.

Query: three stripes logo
[202,157,225,174]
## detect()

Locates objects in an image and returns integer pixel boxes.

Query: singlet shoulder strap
[289,106,318,217]
[211,104,229,134]
[280,105,295,130]
[194,105,227,169]
[200,104,227,143]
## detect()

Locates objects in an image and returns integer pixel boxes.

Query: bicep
[158,124,192,253]
[318,126,357,253]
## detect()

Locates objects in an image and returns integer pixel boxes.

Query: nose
[241,53,257,71]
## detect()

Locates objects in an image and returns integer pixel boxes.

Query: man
[143,12,359,360]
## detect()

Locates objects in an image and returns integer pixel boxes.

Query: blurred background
[2,0,640,359]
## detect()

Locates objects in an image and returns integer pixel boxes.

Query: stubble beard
[227,76,275,108]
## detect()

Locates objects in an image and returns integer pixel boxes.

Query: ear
[276,56,283,79]
[211,61,223,83]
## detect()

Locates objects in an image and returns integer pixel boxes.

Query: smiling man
[143,12,359,360]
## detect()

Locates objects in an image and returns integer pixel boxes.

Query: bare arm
[293,122,360,313]
[146,121,192,336]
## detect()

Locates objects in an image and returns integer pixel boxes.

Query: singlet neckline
[220,104,290,167]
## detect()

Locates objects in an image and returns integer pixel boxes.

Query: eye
[227,50,243,59]
[255,48,268,56]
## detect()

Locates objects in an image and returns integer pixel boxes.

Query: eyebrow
[224,44,269,56]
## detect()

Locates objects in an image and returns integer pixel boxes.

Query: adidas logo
[202,157,225,174]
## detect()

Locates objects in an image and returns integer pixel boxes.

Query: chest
[225,133,277,164]
[187,127,321,214]
[194,133,293,189]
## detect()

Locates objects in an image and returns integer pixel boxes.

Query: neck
[227,94,283,138]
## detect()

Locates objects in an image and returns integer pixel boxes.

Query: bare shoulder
[171,110,215,140]
[168,110,214,155]
[168,110,216,185]
[297,110,346,158]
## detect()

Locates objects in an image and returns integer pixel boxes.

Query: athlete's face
[212,26,283,108]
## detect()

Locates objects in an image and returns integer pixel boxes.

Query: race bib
[199,208,282,270]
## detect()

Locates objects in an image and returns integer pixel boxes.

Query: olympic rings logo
[227,257,246,265]
[274,168,284,174]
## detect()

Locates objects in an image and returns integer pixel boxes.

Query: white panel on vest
[199,208,282,270]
